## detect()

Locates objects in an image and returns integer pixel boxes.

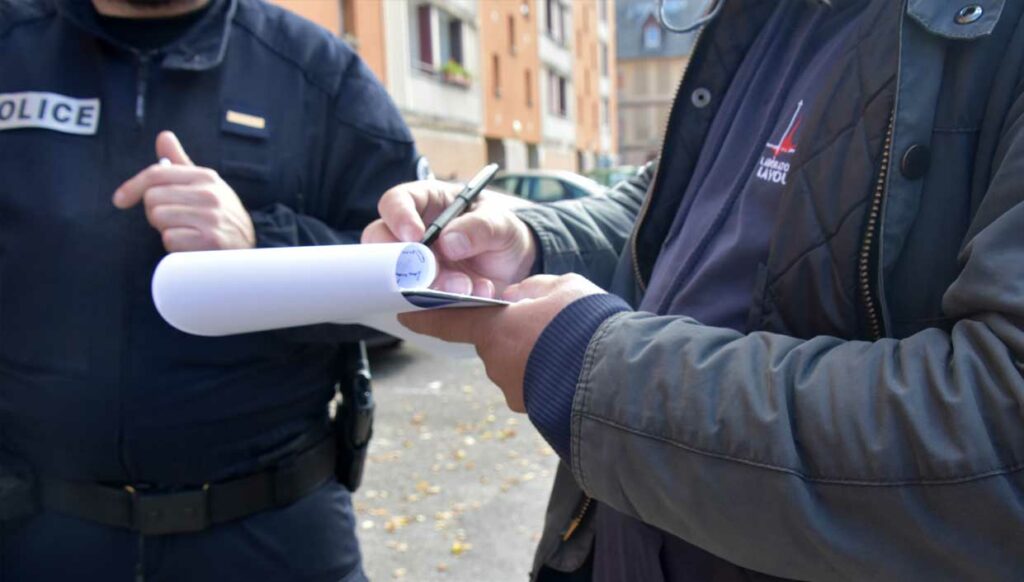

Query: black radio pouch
[0,452,36,522]
[332,341,375,492]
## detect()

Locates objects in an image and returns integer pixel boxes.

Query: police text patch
[0,92,100,135]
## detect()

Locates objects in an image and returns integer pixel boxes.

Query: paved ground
[356,344,558,581]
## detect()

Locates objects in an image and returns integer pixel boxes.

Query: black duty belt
[39,438,334,536]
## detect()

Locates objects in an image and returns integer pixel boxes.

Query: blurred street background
[269,0,700,182]
[358,345,558,581]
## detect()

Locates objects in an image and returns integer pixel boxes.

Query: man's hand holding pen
[361,176,606,408]
[361,179,537,298]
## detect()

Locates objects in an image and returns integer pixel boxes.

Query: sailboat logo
[756,100,803,185]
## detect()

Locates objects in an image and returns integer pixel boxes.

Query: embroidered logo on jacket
[0,92,100,135]
[756,100,803,186]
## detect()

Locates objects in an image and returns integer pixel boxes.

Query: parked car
[489,170,605,202]
[586,165,639,188]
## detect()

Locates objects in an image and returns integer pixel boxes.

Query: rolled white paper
[152,243,435,336]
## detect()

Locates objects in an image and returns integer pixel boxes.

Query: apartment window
[493,54,501,98]
[601,97,610,127]
[440,11,464,66]
[545,0,554,38]
[341,0,356,39]
[548,70,567,117]
[545,0,566,45]
[508,15,516,55]
[642,18,663,51]
[598,0,607,24]
[411,4,465,74]
[559,76,568,117]
[525,70,533,108]
[600,42,609,78]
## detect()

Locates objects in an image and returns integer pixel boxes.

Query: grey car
[489,170,604,202]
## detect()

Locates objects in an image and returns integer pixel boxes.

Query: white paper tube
[152,243,435,336]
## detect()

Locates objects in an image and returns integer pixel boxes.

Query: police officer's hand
[362,180,537,298]
[398,274,606,411]
[112,131,256,252]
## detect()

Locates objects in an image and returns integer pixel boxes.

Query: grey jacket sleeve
[568,108,1024,580]
[515,163,652,289]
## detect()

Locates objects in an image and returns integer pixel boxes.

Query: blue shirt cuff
[523,293,631,464]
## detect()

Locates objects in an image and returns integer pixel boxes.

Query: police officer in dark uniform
[0,0,424,580]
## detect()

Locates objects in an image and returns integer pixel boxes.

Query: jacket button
[955,5,983,25]
[900,144,930,180]
[691,88,712,109]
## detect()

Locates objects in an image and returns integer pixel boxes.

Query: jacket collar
[54,0,237,71]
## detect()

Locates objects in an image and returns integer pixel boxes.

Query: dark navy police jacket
[0,0,420,486]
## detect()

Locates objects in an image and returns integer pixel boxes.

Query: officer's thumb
[156,131,195,166]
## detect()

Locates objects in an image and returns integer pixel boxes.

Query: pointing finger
[156,131,195,166]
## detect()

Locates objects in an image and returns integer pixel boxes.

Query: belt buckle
[127,484,211,535]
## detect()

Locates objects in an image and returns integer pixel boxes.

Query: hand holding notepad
[151,243,506,356]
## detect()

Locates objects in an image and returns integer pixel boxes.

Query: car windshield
[529,178,566,202]
[490,177,518,195]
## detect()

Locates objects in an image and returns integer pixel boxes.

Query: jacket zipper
[559,23,711,547]
[561,496,592,541]
[129,49,155,582]
[857,109,895,340]
[630,25,708,293]
[135,53,152,127]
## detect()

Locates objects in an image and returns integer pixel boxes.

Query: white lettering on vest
[0,92,100,135]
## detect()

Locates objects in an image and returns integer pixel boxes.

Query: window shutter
[418,5,433,67]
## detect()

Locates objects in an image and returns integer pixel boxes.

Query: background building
[383,0,487,180]
[615,0,697,166]
[572,0,616,172]
[269,0,617,180]
[479,0,541,172]
[536,0,576,171]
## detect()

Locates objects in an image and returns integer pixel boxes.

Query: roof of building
[616,0,701,60]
